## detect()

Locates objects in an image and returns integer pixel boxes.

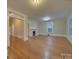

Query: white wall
[38,19,67,37]
[27,17,72,44]
[38,22,48,35]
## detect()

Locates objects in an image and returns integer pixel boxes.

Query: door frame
[7,8,28,47]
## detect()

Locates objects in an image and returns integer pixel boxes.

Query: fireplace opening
[33,30,36,36]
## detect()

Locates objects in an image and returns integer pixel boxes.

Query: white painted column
[7,11,10,47]
[24,16,28,41]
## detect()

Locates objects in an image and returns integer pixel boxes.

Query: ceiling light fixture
[30,0,43,6]
[42,16,51,21]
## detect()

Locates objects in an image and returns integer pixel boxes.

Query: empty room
[7,0,72,59]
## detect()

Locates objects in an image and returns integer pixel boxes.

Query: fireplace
[32,30,36,36]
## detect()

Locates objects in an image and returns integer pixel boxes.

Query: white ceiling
[8,0,72,21]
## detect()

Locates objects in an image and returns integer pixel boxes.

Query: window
[69,18,72,36]
[47,22,53,32]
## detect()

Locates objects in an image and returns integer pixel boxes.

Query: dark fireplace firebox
[33,30,36,36]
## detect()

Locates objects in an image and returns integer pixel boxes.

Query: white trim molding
[38,33,67,37]
[67,36,72,44]
[52,34,67,37]
[8,8,28,42]
[67,15,72,44]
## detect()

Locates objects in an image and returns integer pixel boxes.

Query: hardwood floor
[8,35,72,59]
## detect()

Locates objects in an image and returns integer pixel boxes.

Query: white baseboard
[38,33,67,37]
[67,36,72,44]
[24,37,28,41]
[13,35,29,41]
[15,35,23,39]
[52,34,67,37]
[11,34,24,39]
[38,33,48,36]
[39,33,72,44]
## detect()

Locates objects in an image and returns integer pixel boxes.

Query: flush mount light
[42,16,51,21]
[30,0,43,7]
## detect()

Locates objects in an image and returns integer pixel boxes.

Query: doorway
[9,17,24,39]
